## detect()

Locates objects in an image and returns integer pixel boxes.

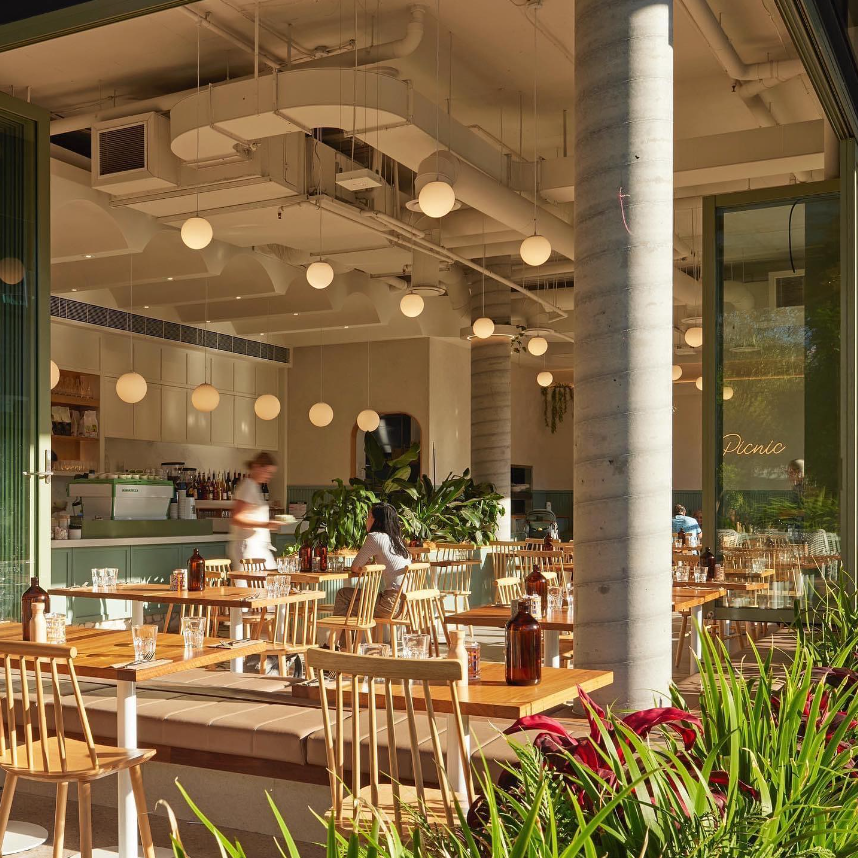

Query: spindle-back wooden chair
[318,566,385,652]
[374,564,432,649]
[162,558,232,635]
[493,576,523,605]
[306,648,473,836]
[396,588,449,657]
[0,641,156,858]
[517,550,566,585]
[257,590,324,678]
[489,541,527,579]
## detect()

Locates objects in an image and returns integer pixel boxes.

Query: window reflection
[716,194,840,614]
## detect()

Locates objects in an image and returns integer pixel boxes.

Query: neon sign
[723,433,786,456]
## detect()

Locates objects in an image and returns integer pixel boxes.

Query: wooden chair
[233,559,277,639]
[162,559,232,635]
[489,540,527,579]
[394,588,449,657]
[493,576,523,605]
[258,590,324,679]
[318,566,384,652]
[373,564,432,648]
[518,550,566,585]
[432,542,476,562]
[0,641,156,858]
[432,558,476,618]
[306,648,473,836]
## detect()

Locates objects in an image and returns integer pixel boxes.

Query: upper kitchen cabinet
[255,363,278,396]
[133,383,161,441]
[161,347,187,385]
[51,323,100,373]
[234,360,256,395]
[210,356,234,392]
[234,396,255,448]
[101,376,133,439]
[187,350,206,387]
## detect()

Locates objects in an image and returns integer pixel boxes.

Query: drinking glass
[464,637,481,681]
[401,632,430,659]
[265,574,279,599]
[131,624,158,661]
[277,574,291,596]
[563,583,574,609]
[45,613,66,645]
[103,567,119,590]
[547,586,563,613]
[91,568,104,589]
[358,643,391,657]
[693,568,707,584]
[180,616,206,650]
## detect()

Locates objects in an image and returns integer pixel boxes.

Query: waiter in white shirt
[230,452,280,572]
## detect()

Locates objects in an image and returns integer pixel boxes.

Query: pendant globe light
[307,197,334,288]
[400,291,424,317]
[695,376,704,391]
[537,370,553,387]
[527,335,548,356]
[181,21,213,250]
[418,0,456,219]
[723,385,734,401]
[520,11,552,267]
[192,278,220,412]
[356,342,380,432]
[472,223,494,338]
[50,361,60,390]
[116,257,148,404]
[672,365,683,381]
[254,298,281,419]
[685,326,703,348]
[309,333,333,427]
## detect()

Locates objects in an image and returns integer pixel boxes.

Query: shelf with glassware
[50,369,103,477]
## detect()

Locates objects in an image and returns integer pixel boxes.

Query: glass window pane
[716,193,840,616]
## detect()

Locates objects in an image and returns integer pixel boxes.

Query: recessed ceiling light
[236,296,241,300]
[167,276,173,281]
[84,254,92,259]
[344,326,349,329]
[71,288,77,292]
[144,305,149,309]
[206,319,211,323]
[293,312,298,316]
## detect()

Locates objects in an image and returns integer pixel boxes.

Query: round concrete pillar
[573,0,674,706]
[471,278,512,539]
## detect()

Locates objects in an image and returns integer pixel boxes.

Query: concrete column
[471,277,511,539]
[573,0,674,707]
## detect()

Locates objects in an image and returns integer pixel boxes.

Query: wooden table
[672,586,727,668]
[723,568,775,579]
[49,583,297,673]
[295,659,613,800]
[0,623,266,858]
[445,605,574,669]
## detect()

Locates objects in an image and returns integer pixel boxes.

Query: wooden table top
[723,568,775,578]
[445,604,574,631]
[430,559,481,568]
[0,624,267,683]
[674,579,769,592]
[293,660,614,720]
[49,583,307,609]
[289,570,362,584]
[672,587,727,610]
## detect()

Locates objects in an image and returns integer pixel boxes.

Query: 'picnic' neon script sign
[723,433,786,456]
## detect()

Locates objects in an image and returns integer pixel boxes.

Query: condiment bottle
[525,562,550,617]
[21,577,50,642]
[448,629,469,688]
[505,601,542,686]
[29,602,47,644]
[187,548,206,592]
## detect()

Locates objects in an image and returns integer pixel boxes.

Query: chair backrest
[494,576,523,605]
[518,550,566,583]
[343,565,385,627]
[388,563,432,618]
[400,588,449,657]
[0,642,97,774]
[275,590,324,648]
[306,648,473,834]
[489,541,527,579]
[204,558,231,583]
[241,558,267,573]
[433,542,476,562]
[433,560,473,596]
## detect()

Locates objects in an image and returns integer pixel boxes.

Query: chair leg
[130,765,156,858]
[163,604,173,634]
[674,613,688,669]
[53,782,68,858]
[0,773,18,850]
[78,782,92,858]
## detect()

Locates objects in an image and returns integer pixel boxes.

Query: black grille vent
[50,297,290,365]
[98,123,146,176]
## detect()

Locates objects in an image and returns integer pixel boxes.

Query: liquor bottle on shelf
[21,577,50,642]
[187,548,206,591]
[505,600,542,686]
[262,482,270,502]
[524,562,550,618]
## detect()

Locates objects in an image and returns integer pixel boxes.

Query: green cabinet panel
[272,534,296,554]
[70,547,130,622]
[50,550,71,618]
[130,545,181,585]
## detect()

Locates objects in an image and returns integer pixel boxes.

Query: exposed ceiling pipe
[215,0,317,59]
[439,266,471,312]
[416,150,575,261]
[673,268,754,310]
[180,7,283,70]
[292,6,426,69]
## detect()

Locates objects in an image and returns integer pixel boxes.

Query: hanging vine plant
[541,383,574,433]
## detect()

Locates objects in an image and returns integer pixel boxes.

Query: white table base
[2,821,48,854]
[71,848,174,858]
[688,604,703,674]
[229,607,245,673]
[117,680,138,858]
[544,629,561,668]
[446,711,471,807]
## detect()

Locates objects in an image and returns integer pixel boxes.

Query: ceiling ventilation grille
[98,123,146,176]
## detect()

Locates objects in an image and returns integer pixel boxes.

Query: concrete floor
[2,618,789,857]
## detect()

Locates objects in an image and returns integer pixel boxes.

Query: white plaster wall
[428,339,471,481]
[672,388,703,490]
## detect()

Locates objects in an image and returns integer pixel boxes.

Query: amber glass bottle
[701,547,716,581]
[505,601,542,686]
[525,562,550,617]
[542,532,555,551]
[21,577,50,642]
[187,548,206,592]
[314,526,329,572]
[299,540,313,572]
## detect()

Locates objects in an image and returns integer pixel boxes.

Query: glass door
[0,93,50,619]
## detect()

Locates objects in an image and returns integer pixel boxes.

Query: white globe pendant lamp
[307,261,334,289]
[520,234,552,267]
[472,317,495,339]
[116,372,147,404]
[527,335,548,356]
[181,216,213,250]
[537,370,554,388]
[418,179,456,218]
[357,408,380,432]
[192,382,220,412]
[50,360,60,390]
[254,393,281,420]
[400,291,424,318]
[685,326,703,348]
[723,385,734,401]
[309,401,334,427]
[695,376,704,391]
[672,365,683,381]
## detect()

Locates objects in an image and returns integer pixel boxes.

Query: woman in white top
[333,502,411,617]
[229,452,281,572]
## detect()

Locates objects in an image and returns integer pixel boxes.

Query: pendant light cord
[195,18,201,218]
[532,7,538,236]
[129,256,134,368]
[435,0,441,178]
[366,340,371,407]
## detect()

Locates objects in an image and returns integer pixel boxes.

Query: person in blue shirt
[672,504,702,538]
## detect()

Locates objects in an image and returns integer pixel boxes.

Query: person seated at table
[333,502,411,618]
[672,504,701,542]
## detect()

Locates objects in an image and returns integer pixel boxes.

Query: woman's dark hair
[369,503,409,558]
